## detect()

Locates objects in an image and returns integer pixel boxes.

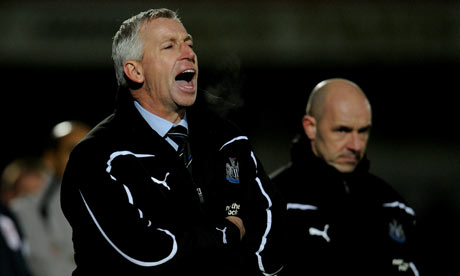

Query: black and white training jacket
[61,91,283,276]
[271,134,419,276]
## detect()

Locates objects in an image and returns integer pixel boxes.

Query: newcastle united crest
[225,157,240,184]
[389,219,406,243]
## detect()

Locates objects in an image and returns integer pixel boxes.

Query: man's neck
[131,91,185,123]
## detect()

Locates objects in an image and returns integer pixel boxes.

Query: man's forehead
[326,104,371,125]
[143,18,190,39]
[328,115,372,129]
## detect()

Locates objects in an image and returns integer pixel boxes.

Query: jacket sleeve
[381,192,419,275]
[217,136,284,275]
[61,141,241,272]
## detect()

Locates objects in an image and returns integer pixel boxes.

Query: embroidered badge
[225,157,240,184]
[309,224,331,242]
[151,172,171,190]
[389,219,406,243]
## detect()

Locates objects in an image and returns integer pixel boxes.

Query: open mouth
[175,69,196,83]
[175,69,196,91]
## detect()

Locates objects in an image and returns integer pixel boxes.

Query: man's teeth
[175,69,195,82]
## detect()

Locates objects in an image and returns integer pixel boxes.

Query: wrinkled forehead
[325,96,372,127]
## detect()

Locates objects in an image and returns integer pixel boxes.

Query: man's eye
[336,127,350,133]
[359,127,371,134]
[164,45,173,49]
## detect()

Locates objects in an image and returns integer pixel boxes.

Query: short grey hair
[111,8,181,87]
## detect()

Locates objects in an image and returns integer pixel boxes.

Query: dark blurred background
[1,0,458,274]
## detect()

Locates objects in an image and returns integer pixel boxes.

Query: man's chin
[175,92,197,107]
[333,162,357,173]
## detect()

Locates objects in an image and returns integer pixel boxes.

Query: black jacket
[270,135,418,275]
[61,90,283,275]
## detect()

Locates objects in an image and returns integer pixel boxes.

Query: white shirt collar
[134,100,189,137]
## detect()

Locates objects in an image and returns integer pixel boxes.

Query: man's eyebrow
[359,124,372,132]
[333,125,352,131]
[184,34,193,42]
[160,34,193,44]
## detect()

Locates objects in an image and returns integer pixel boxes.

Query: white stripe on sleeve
[79,190,177,267]
[286,203,318,211]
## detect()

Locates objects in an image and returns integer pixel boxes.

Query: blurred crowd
[0,120,90,276]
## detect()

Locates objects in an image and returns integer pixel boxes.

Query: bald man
[271,79,419,275]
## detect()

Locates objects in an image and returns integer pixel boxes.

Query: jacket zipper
[343,180,350,194]
[196,187,204,204]
[186,157,204,204]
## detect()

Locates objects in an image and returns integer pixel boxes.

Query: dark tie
[167,125,192,169]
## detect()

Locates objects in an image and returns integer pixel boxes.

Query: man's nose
[347,132,363,152]
[180,44,196,62]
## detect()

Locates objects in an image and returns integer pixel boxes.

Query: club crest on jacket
[225,157,240,184]
[389,219,406,243]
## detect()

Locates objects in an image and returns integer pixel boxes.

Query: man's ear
[302,115,317,140]
[123,60,144,84]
